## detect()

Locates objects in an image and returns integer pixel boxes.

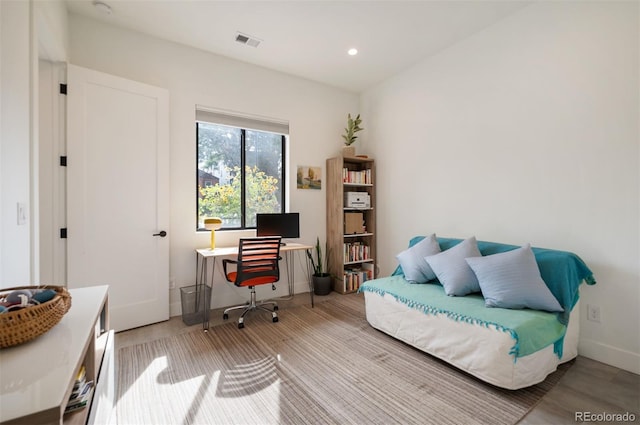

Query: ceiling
[65,0,530,93]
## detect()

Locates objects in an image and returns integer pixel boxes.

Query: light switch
[17,202,27,225]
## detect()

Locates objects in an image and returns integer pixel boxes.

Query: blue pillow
[425,236,481,296]
[396,234,441,283]
[465,244,564,312]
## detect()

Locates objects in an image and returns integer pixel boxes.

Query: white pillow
[465,244,564,312]
[425,237,481,296]
[396,234,441,283]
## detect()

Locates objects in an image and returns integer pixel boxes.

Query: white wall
[68,14,358,314]
[0,0,33,287]
[34,0,69,62]
[0,0,67,288]
[361,1,639,374]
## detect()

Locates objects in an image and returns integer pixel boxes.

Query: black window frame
[196,122,287,231]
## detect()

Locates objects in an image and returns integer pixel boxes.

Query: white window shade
[196,107,289,135]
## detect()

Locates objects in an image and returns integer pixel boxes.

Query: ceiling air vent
[235,32,261,48]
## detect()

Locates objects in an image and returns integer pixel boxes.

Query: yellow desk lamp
[204,217,223,250]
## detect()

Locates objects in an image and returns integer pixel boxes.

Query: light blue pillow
[465,244,564,313]
[396,234,441,283]
[425,237,481,296]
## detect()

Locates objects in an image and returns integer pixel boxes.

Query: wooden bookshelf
[326,156,377,293]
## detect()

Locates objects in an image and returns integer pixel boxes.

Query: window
[196,108,288,230]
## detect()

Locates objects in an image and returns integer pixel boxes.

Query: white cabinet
[0,286,113,425]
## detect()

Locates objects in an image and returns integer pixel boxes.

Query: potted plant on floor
[307,237,332,295]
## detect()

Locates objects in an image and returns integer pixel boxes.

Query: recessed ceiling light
[347,48,358,56]
[92,1,112,15]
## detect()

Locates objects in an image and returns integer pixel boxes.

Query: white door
[67,64,170,332]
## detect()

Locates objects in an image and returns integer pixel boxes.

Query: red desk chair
[222,236,282,329]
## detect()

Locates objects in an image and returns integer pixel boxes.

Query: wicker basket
[0,285,72,348]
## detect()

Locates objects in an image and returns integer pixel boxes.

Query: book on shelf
[73,365,86,389]
[65,380,94,413]
[343,265,373,292]
[69,379,92,401]
[342,168,372,185]
[343,242,370,263]
[65,365,93,414]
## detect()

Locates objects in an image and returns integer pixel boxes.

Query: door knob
[153,231,167,237]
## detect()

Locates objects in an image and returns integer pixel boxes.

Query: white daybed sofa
[359,237,595,390]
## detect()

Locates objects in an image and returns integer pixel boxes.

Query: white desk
[195,242,314,329]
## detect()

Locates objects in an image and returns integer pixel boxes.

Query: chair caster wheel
[223,313,228,320]
[274,306,278,311]
[238,322,244,329]
[273,316,279,323]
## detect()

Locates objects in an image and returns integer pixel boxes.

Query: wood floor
[116,292,639,425]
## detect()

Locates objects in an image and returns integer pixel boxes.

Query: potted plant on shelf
[341,113,363,157]
[306,237,332,296]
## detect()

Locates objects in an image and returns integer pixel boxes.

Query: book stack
[65,365,93,414]
[342,168,372,185]
[344,242,370,263]
[343,266,373,292]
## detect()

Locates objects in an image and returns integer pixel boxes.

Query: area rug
[116,295,569,425]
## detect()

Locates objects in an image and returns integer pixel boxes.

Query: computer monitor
[256,213,300,241]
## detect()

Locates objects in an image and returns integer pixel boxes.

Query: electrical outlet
[587,304,601,323]
[169,278,176,290]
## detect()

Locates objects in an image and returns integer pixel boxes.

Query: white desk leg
[285,251,295,298]
[305,249,314,308]
[284,250,314,308]
[204,257,215,331]
[196,253,214,332]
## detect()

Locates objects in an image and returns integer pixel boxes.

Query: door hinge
[59,84,67,95]
[60,156,67,166]
[60,228,67,239]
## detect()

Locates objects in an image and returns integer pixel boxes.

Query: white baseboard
[170,301,182,318]
[578,338,640,375]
